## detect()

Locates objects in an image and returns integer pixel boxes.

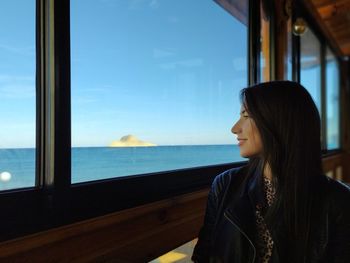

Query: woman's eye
[243,115,249,118]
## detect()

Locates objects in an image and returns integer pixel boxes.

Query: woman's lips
[238,139,247,146]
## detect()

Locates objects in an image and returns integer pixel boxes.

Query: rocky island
[109,135,157,147]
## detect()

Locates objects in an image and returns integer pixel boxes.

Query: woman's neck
[263,163,272,180]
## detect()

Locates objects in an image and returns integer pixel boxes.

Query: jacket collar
[225,167,264,242]
[224,167,331,262]
[224,167,286,260]
[247,167,266,207]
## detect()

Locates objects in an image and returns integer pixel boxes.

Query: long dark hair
[241,81,322,262]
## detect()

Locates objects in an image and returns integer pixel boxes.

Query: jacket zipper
[224,212,256,263]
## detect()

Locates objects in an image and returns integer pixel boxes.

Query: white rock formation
[109,135,156,147]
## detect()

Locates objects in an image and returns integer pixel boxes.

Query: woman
[192,81,350,263]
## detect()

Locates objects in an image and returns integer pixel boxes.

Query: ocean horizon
[0,144,245,190]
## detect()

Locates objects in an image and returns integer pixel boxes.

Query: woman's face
[231,105,263,158]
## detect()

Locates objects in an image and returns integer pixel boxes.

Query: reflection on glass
[71,0,248,183]
[260,0,270,82]
[286,17,293,81]
[326,47,340,149]
[300,27,321,112]
[0,1,36,190]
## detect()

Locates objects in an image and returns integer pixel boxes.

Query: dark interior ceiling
[308,0,350,57]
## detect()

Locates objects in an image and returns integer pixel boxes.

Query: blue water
[0,145,244,190]
[0,148,35,190]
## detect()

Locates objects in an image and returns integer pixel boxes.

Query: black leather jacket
[192,166,350,263]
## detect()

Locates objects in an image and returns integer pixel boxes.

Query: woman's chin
[239,151,259,159]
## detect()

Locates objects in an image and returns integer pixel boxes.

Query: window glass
[300,27,321,113]
[0,1,36,190]
[326,47,340,149]
[286,17,293,81]
[260,0,270,82]
[71,0,248,183]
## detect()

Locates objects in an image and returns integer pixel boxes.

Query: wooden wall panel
[0,190,209,262]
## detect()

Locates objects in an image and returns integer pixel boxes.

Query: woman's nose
[231,121,240,134]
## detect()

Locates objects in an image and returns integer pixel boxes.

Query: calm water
[0,145,244,190]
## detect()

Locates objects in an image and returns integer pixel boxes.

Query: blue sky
[0,0,339,148]
[70,0,247,147]
[0,0,36,148]
[0,0,247,148]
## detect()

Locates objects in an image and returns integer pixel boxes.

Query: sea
[0,145,244,191]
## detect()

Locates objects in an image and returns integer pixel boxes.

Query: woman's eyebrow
[240,110,247,115]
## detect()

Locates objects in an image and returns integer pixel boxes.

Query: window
[0,0,343,247]
[71,0,248,183]
[0,0,36,191]
[300,26,321,112]
[326,47,340,149]
[0,0,249,243]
